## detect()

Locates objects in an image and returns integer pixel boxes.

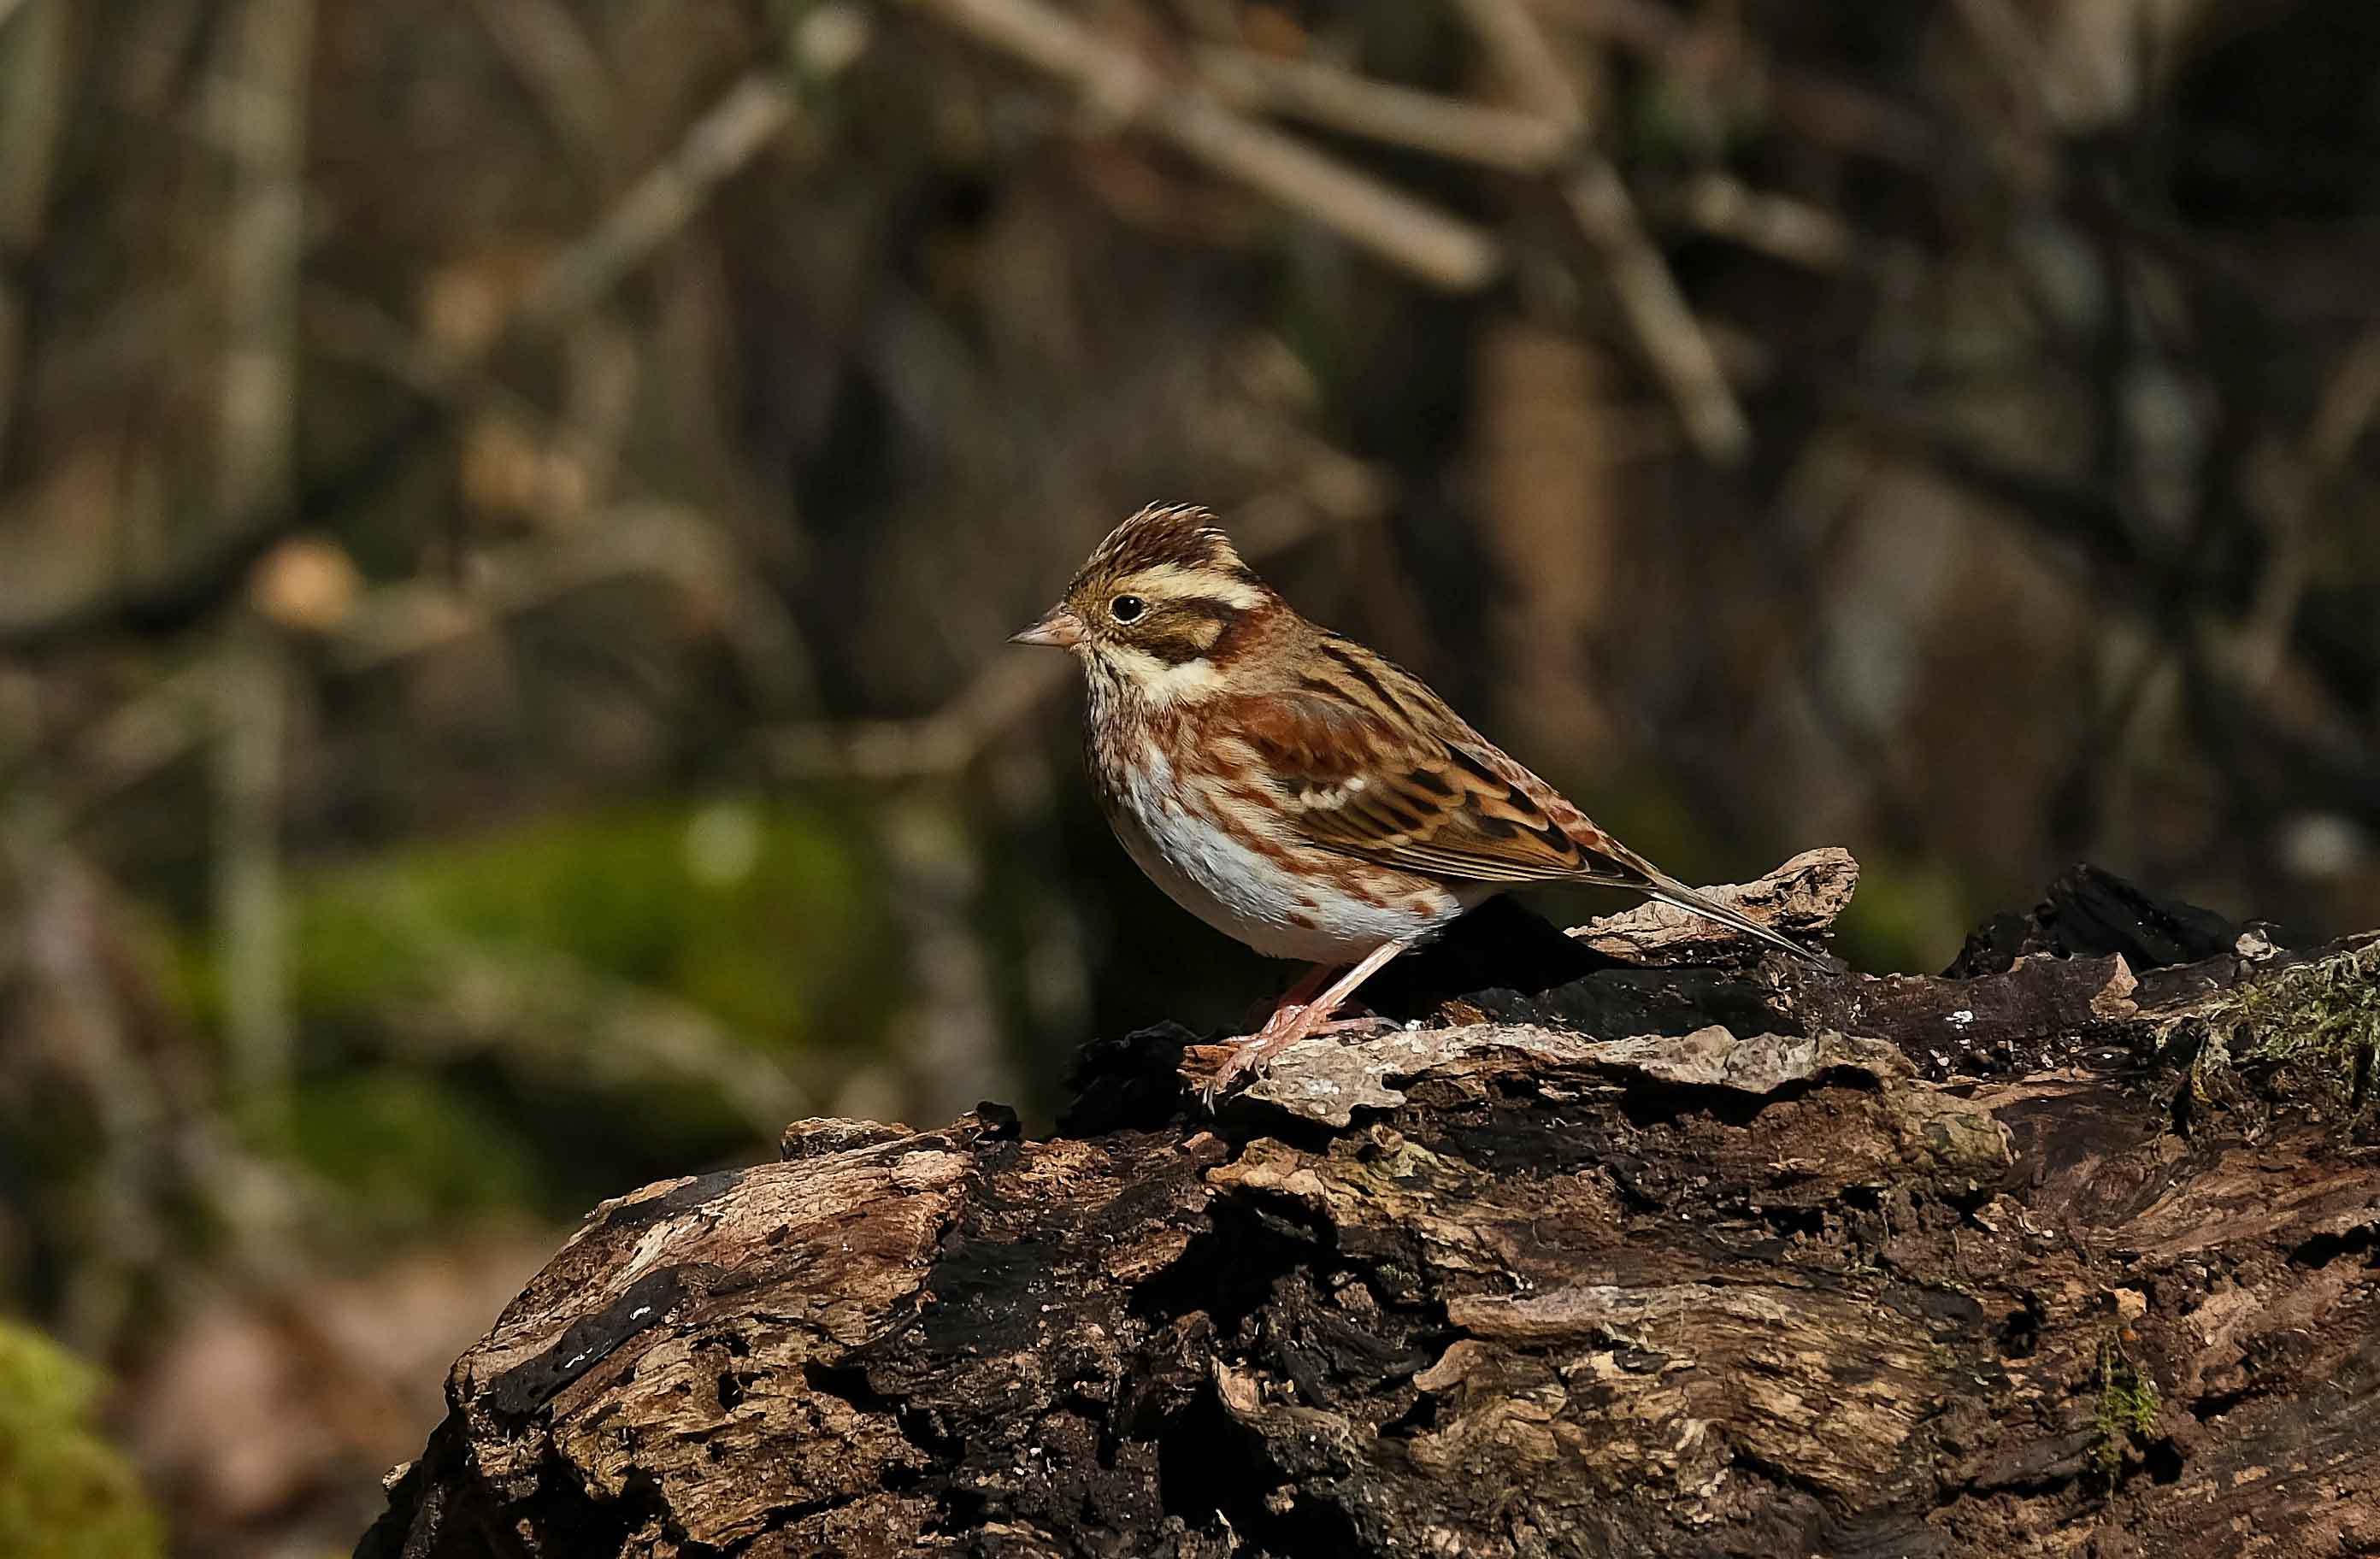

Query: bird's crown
[1073,503,1255,591]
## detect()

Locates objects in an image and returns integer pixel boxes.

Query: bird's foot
[1202,1003,1393,1109]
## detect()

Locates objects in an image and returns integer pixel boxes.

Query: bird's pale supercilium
[1012,503,1828,1096]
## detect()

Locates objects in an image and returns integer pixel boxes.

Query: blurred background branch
[920,0,1505,288]
[206,0,314,1125]
[1194,44,1572,173]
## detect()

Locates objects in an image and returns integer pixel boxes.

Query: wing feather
[1222,639,1827,964]
[1228,673,1647,887]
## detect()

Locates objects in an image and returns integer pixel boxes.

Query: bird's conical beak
[1010,605,1085,649]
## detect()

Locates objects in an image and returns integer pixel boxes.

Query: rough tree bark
[358,854,2380,1558]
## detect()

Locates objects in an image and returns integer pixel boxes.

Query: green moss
[289,1070,544,1231]
[0,1323,164,1559]
[2090,1341,2160,1488]
[2192,942,2380,1114]
[173,800,887,1048]
[292,801,881,1044]
[158,798,905,1221]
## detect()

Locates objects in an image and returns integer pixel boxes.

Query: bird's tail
[1638,875,1831,967]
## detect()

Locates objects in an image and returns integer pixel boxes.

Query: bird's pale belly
[1103,751,1476,964]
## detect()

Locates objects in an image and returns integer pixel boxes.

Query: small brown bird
[1014,503,1825,1095]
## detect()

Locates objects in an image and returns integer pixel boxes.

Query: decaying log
[359,862,2380,1559]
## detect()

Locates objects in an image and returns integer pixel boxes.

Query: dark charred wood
[1944,863,2246,978]
[359,865,2380,1559]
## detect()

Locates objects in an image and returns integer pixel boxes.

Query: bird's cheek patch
[1134,615,1225,664]
[1139,631,1217,667]
[1128,651,1228,703]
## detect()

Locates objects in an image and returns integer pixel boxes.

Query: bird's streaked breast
[1090,717,1468,962]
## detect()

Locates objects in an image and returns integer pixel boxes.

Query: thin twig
[519,69,796,328]
[210,627,292,1115]
[1674,172,1853,272]
[459,0,616,184]
[1456,0,1750,461]
[1458,0,1588,125]
[1560,158,1750,460]
[207,0,314,1118]
[2307,324,2380,475]
[1193,44,1570,173]
[1530,0,1935,166]
[210,0,312,530]
[916,0,1501,291]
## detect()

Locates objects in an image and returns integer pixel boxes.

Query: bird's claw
[1199,1007,1394,1110]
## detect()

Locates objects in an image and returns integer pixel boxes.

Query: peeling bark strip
[362,867,2380,1559]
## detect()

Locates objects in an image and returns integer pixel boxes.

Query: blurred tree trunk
[0,0,71,474]
[1473,321,1621,765]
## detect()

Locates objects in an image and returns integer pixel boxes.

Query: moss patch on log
[2190,942,2380,1119]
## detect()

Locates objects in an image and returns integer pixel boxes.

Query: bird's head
[1012,503,1279,708]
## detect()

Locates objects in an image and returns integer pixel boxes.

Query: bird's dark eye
[1109,595,1147,623]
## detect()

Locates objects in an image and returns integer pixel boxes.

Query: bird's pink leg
[1207,937,1415,1103]
[1250,961,1338,1028]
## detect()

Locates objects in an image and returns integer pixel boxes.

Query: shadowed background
[0,0,2375,1553]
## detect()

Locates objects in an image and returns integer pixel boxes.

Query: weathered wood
[360,866,2380,1559]
[1567,846,1860,964]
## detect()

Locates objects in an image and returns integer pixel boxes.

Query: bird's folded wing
[1228,688,1649,886]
